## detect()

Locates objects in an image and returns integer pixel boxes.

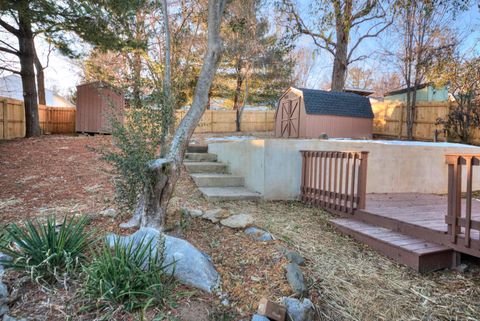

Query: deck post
[357,151,369,210]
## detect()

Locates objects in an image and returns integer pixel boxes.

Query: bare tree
[280,0,392,91]
[346,66,374,89]
[390,0,459,139]
[291,47,317,88]
[122,0,227,230]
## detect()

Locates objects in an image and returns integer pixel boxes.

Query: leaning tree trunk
[33,48,46,106]
[121,0,227,230]
[233,73,243,132]
[18,13,41,137]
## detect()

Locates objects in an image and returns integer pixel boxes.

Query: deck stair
[185,145,260,201]
[330,218,454,273]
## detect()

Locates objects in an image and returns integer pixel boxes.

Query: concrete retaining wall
[208,139,480,200]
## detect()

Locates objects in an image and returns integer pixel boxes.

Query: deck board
[364,193,480,234]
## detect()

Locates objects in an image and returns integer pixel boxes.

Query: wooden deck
[330,193,480,272]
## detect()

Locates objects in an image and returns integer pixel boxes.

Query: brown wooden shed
[274,87,374,139]
[76,82,125,134]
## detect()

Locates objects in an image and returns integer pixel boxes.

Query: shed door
[280,97,300,138]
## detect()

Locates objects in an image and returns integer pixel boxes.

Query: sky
[4,0,480,97]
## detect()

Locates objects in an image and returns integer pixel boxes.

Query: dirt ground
[1,134,480,321]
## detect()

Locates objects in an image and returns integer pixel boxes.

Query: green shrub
[0,215,94,282]
[98,106,164,212]
[82,236,175,313]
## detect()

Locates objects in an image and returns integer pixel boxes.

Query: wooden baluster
[350,153,357,213]
[338,152,344,211]
[319,152,324,206]
[344,153,350,213]
[447,162,454,237]
[312,152,317,204]
[333,152,338,210]
[328,152,333,208]
[465,156,473,248]
[322,152,327,207]
[315,152,321,206]
[451,156,462,244]
[300,151,306,201]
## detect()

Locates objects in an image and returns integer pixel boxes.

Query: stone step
[191,173,244,187]
[185,153,218,162]
[330,218,454,273]
[185,162,228,174]
[187,145,208,153]
[198,187,261,201]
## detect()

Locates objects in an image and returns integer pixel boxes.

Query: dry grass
[245,201,480,321]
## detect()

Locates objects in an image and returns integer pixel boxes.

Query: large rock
[0,281,8,318]
[220,214,254,229]
[3,315,27,321]
[106,228,220,293]
[0,253,11,275]
[202,208,230,223]
[281,297,315,321]
[285,251,305,266]
[99,208,117,218]
[244,227,274,241]
[251,314,270,321]
[182,208,204,218]
[285,263,308,296]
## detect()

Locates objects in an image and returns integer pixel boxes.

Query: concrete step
[185,161,228,173]
[191,173,244,187]
[187,145,208,153]
[198,187,261,201]
[330,218,454,273]
[185,153,218,162]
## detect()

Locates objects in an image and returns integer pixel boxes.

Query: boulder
[99,208,117,218]
[251,315,270,321]
[106,228,220,293]
[220,214,254,229]
[0,280,8,317]
[244,227,274,241]
[3,315,27,321]
[202,208,230,223]
[285,251,305,266]
[285,263,307,296]
[281,297,315,321]
[182,208,204,218]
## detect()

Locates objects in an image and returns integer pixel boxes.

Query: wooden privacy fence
[176,110,275,133]
[445,154,480,252]
[372,101,454,142]
[300,151,369,213]
[0,97,76,139]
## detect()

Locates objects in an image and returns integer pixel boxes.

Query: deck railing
[300,151,368,213]
[445,154,480,248]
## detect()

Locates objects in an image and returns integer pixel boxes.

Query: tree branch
[0,66,20,74]
[0,45,19,56]
[0,18,20,36]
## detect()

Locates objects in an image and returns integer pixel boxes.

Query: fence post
[357,151,369,210]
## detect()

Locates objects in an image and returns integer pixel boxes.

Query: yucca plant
[82,236,176,313]
[0,215,95,282]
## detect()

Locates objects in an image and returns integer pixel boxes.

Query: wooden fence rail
[445,154,480,251]
[300,150,369,213]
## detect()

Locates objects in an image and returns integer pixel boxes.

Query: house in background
[384,83,449,103]
[0,74,74,107]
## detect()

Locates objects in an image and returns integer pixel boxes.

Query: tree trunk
[33,48,46,106]
[18,12,41,137]
[331,3,349,92]
[160,0,174,152]
[233,73,243,132]
[123,0,227,230]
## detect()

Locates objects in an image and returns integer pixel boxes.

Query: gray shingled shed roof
[296,88,374,119]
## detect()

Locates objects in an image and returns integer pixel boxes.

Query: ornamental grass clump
[0,215,94,283]
[82,236,175,313]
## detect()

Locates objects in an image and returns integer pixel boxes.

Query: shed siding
[305,115,373,139]
[76,82,124,133]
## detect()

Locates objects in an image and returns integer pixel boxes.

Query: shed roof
[294,87,374,119]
